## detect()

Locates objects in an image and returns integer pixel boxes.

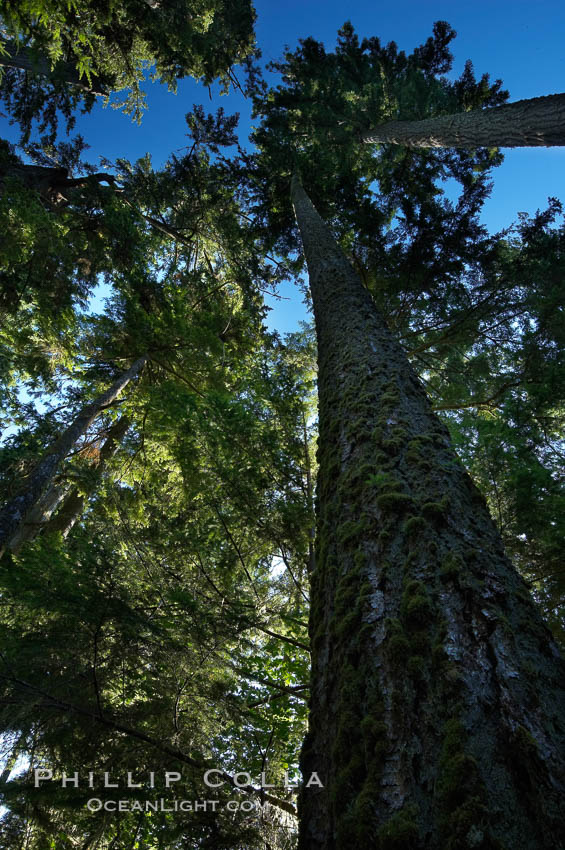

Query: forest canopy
[0,6,564,849]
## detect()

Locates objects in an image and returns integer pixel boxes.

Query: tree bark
[0,359,146,558]
[43,415,131,540]
[0,41,107,95]
[7,482,69,553]
[291,174,565,850]
[302,408,316,574]
[361,93,565,148]
[0,162,117,205]
[8,415,131,551]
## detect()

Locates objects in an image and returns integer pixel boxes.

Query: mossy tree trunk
[361,93,565,148]
[291,174,565,850]
[0,359,145,557]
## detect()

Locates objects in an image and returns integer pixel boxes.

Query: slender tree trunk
[7,482,69,552]
[8,416,131,551]
[361,93,565,148]
[43,415,131,539]
[291,174,565,850]
[0,41,107,95]
[0,746,20,785]
[0,359,146,557]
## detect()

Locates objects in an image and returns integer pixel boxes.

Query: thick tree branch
[361,93,565,148]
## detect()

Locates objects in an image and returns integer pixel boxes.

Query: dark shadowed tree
[291,172,564,850]
[1,15,565,850]
[243,22,565,849]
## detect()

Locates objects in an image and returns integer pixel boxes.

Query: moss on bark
[293,176,565,850]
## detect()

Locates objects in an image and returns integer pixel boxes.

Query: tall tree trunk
[7,482,69,553]
[8,416,131,551]
[290,174,565,850]
[302,408,316,574]
[0,41,107,95]
[361,93,565,148]
[0,359,146,557]
[43,415,131,540]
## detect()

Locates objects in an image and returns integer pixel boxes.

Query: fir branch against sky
[40,1,565,231]
[3,0,563,334]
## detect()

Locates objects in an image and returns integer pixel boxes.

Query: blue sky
[4,0,564,332]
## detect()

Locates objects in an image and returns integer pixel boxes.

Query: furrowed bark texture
[0,359,145,557]
[291,174,565,850]
[361,93,565,148]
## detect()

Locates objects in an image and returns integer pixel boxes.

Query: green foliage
[0,0,256,142]
[0,120,311,847]
[443,201,565,642]
[244,20,564,645]
[0,12,564,849]
[246,21,505,254]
